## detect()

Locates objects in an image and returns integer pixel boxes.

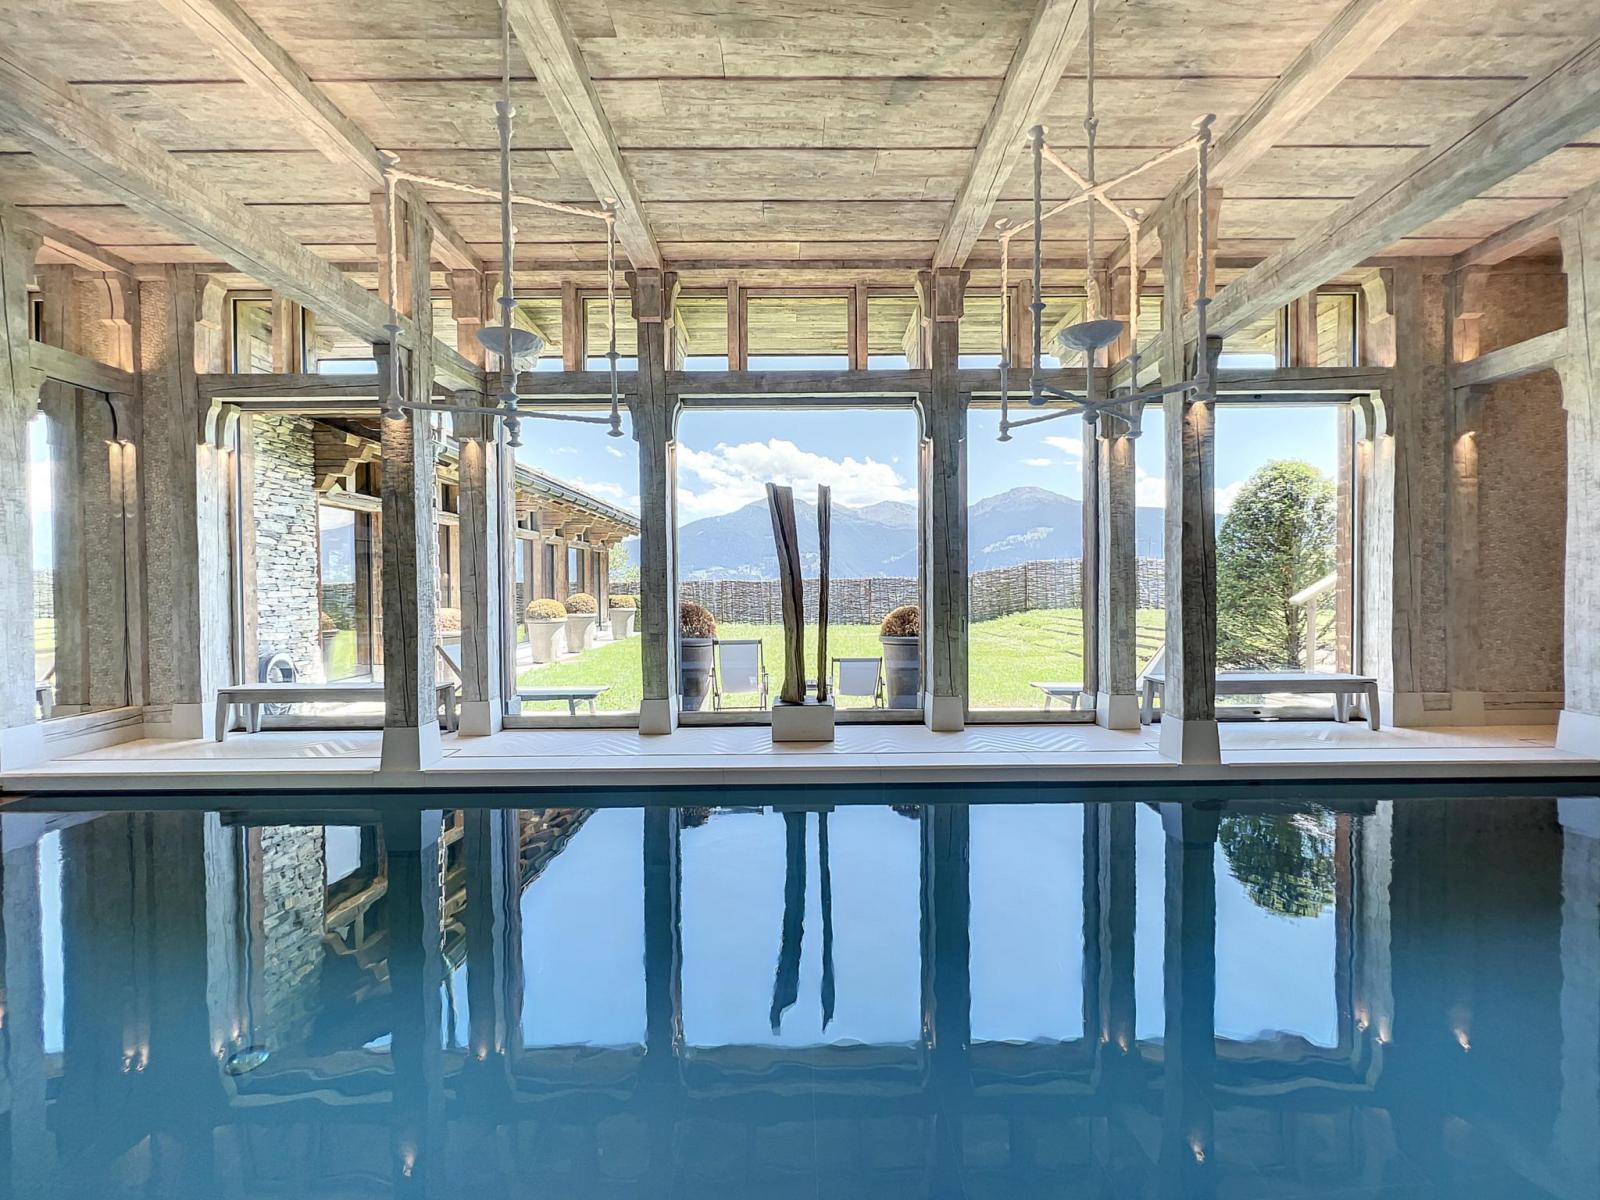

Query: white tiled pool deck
[3,721,1596,796]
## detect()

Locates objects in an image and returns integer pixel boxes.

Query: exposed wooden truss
[0,46,480,387]
[505,0,661,269]
[935,0,1088,269]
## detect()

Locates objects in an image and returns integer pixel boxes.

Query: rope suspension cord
[381,166,403,421]
[494,0,522,448]
[1029,124,1045,406]
[1082,0,1098,419]
[606,211,622,436]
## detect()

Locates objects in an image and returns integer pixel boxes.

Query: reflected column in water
[461,809,520,1101]
[1558,800,1600,1197]
[2,820,58,1197]
[1093,803,1138,1078]
[1159,803,1219,1194]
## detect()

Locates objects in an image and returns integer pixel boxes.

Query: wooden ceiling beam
[1107,0,1428,274]
[1452,176,1600,271]
[4,203,134,278]
[504,0,661,269]
[150,0,479,273]
[1199,35,1600,342]
[934,0,1088,269]
[0,46,481,386]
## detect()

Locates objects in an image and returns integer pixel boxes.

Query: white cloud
[605,445,625,458]
[551,445,579,456]
[676,438,916,520]
[1042,435,1085,459]
[1134,465,1165,508]
[1024,457,1052,468]
[564,477,628,503]
[1214,479,1246,514]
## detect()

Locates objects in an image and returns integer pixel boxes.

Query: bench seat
[517,685,610,715]
[1140,670,1380,730]
[1030,682,1092,712]
[215,682,457,741]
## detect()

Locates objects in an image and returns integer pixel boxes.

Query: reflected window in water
[970,804,1085,1042]
[680,805,921,1047]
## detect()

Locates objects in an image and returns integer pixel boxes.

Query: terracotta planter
[525,618,567,664]
[881,636,922,710]
[565,612,598,653]
[679,637,714,711]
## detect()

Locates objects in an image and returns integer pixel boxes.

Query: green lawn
[513,608,1166,715]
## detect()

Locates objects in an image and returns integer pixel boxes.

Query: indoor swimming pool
[0,788,1596,1198]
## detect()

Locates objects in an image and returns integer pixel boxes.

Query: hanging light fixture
[375,0,626,446]
[996,0,1216,443]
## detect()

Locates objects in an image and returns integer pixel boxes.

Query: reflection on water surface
[1,791,1596,1198]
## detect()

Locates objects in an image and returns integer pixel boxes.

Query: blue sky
[514,397,1343,527]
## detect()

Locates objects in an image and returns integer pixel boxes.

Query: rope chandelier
[995,0,1216,443]
[375,0,626,448]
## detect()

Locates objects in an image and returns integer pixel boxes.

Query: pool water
[1,790,1597,1198]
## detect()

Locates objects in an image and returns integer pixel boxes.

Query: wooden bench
[214,682,458,741]
[1140,670,1380,730]
[517,685,610,715]
[1030,682,1093,711]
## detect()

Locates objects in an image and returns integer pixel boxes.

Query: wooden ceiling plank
[0,46,479,386]
[1453,176,1600,270]
[505,0,662,269]
[1108,0,1431,273]
[1203,35,1600,340]
[4,203,134,277]
[150,0,480,274]
[934,0,1089,269]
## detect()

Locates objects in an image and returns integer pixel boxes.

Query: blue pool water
[1,789,1598,1198]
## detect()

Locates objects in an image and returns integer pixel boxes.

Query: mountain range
[635,486,1165,581]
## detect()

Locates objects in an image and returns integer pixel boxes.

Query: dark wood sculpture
[816,484,831,703]
[766,483,806,705]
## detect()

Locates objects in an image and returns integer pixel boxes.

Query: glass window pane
[960,293,1004,366]
[584,295,637,369]
[675,293,728,369]
[1316,293,1358,367]
[233,297,275,371]
[1041,294,1088,367]
[516,295,564,366]
[1220,311,1282,370]
[746,295,849,367]
[306,314,376,374]
[867,294,918,368]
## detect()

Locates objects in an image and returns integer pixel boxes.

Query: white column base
[1386,690,1492,727]
[1157,714,1220,764]
[639,697,678,736]
[142,701,209,741]
[457,699,502,737]
[772,699,835,743]
[1095,691,1141,730]
[924,692,964,732]
[0,722,47,771]
[381,722,443,772]
[1557,709,1600,759]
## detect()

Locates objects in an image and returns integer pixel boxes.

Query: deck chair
[713,639,769,710]
[832,657,885,708]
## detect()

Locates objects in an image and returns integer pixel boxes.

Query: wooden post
[630,268,678,733]
[1446,384,1487,721]
[1096,412,1141,727]
[448,270,487,367]
[1081,414,1101,705]
[0,214,45,767]
[453,409,506,735]
[1157,197,1219,762]
[1556,199,1600,755]
[138,265,235,740]
[919,267,968,730]
[270,294,302,371]
[1290,292,1320,367]
[379,196,440,769]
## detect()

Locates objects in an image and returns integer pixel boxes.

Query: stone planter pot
[881,636,922,710]
[565,612,598,653]
[320,629,340,672]
[525,618,567,664]
[613,609,637,637]
[679,637,714,711]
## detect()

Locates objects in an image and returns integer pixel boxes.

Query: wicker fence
[677,558,1167,626]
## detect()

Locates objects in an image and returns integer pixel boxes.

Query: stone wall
[255,825,327,1052]
[1477,269,1568,704]
[249,414,324,683]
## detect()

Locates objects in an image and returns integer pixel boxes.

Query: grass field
[514,608,1166,715]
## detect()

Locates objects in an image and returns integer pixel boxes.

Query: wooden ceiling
[2,0,1597,286]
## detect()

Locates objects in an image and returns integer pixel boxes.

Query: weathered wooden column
[1095,411,1141,727]
[1445,383,1487,722]
[630,269,678,734]
[0,214,45,767]
[138,267,234,740]
[378,195,440,769]
[1157,197,1219,762]
[453,412,508,735]
[1557,200,1600,754]
[1091,803,1138,1082]
[919,267,968,730]
[922,800,971,1181]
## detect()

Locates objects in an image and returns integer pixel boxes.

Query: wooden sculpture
[765,482,833,717]
[816,484,831,703]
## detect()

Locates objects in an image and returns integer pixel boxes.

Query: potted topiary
[564,592,599,652]
[319,610,340,668]
[436,606,462,667]
[880,604,922,710]
[524,598,568,663]
[679,601,717,711]
[610,593,638,638]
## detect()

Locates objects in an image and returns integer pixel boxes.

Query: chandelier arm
[1029,125,1045,404]
[999,227,1012,438]
[383,168,612,224]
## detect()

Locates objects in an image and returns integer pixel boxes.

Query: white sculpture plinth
[771,698,835,743]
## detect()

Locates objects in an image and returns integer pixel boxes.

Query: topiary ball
[880,604,921,638]
[526,598,568,620]
[679,601,717,639]
[565,592,598,614]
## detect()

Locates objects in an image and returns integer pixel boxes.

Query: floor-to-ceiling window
[673,401,923,718]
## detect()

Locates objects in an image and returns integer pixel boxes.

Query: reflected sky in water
[0,790,1597,1199]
